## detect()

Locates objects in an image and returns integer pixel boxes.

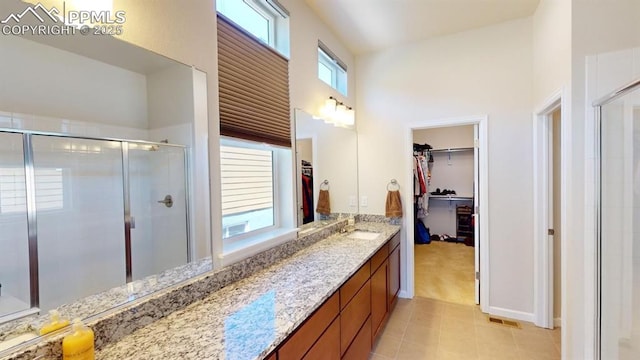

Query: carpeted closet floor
[414,241,475,305]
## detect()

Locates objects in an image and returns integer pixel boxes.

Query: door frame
[403,115,489,313]
[533,89,568,330]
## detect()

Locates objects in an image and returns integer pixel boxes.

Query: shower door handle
[158,195,174,208]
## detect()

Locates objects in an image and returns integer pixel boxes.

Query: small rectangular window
[216,0,289,55]
[220,141,275,240]
[318,42,347,96]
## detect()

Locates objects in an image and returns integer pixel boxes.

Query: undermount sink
[347,231,381,240]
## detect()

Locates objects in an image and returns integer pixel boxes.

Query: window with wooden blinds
[217,14,291,148]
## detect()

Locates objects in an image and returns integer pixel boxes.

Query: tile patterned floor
[370,297,561,360]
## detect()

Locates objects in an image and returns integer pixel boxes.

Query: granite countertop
[96,222,400,360]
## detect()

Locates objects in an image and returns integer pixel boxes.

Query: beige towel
[316,189,331,215]
[385,190,403,218]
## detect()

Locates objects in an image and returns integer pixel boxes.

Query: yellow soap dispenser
[39,310,70,335]
[62,318,95,360]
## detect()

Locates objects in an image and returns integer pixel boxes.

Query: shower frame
[0,128,192,311]
[592,77,640,360]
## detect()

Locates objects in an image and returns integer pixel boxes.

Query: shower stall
[595,78,640,359]
[0,129,190,321]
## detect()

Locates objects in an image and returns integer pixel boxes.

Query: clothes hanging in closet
[301,172,314,224]
[413,154,431,218]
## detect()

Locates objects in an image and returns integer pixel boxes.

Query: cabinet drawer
[340,261,370,309]
[265,353,276,360]
[370,244,388,274]
[342,317,372,360]
[389,232,400,251]
[341,280,371,355]
[278,292,339,360]
[302,316,340,360]
[371,260,388,339]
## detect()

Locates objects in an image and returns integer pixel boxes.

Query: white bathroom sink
[347,231,381,240]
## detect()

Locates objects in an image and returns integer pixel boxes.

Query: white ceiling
[304,0,541,54]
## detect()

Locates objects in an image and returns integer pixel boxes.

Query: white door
[474,124,480,305]
[547,119,555,328]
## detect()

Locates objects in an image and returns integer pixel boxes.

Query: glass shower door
[129,143,188,281]
[599,85,640,359]
[0,132,31,319]
[31,136,126,311]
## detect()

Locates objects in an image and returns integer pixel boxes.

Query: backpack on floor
[415,220,431,244]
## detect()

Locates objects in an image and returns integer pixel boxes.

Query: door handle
[158,195,174,208]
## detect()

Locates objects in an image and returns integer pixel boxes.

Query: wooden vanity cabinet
[278,293,340,359]
[370,245,389,340]
[302,317,341,360]
[275,232,401,360]
[340,262,370,309]
[340,279,371,355]
[342,317,372,360]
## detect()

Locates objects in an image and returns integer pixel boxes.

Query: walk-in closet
[412,125,478,305]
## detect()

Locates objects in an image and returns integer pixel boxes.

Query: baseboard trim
[487,306,535,323]
[554,317,562,328]
[398,290,411,299]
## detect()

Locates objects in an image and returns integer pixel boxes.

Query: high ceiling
[304,0,541,54]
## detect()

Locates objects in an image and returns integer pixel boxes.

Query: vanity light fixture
[317,96,355,128]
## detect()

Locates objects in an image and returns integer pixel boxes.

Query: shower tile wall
[0,123,195,315]
[0,132,30,316]
[32,136,127,312]
[0,111,149,141]
[130,145,188,281]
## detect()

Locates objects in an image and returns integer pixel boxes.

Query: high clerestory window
[216,0,290,57]
[318,41,347,95]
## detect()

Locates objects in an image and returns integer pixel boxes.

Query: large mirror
[0,17,211,351]
[294,109,358,228]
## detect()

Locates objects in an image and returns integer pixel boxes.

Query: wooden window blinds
[217,14,291,148]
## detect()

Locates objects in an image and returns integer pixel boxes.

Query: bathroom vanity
[95,222,400,359]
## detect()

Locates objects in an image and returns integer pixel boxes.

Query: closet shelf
[430,147,474,154]
[429,195,473,201]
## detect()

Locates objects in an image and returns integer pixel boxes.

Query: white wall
[147,64,195,129]
[0,35,148,129]
[297,139,312,164]
[280,0,356,116]
[569,1,640,358]
[356,18,534,316]
[532,0,571,107]
[413,126,474,150]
